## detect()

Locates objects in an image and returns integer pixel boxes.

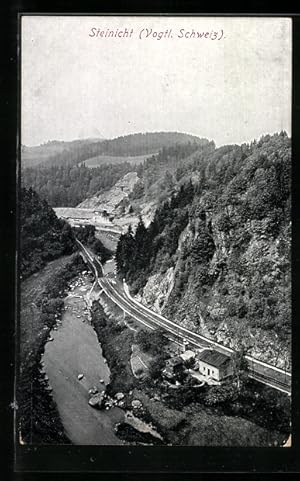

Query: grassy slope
[131,386,286,447]
[180,407,285,446]
[82,153,155,168]
[95,231,119,252]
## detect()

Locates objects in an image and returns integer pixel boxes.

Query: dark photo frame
[3,2,300,478]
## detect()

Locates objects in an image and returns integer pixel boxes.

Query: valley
[19,130,292,446]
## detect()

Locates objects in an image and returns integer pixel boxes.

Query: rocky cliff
[119,133,291,369]
[78,172,139,213]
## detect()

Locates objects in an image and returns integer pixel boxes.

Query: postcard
[16,14,292,470]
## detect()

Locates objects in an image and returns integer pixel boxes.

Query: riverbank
[90,297,289,446]
[19,254,86,444]
[42,281,124,445]
[90,300,136,396]
[90,299,169,445]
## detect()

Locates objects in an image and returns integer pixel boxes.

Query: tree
[191,229,215,264]
[231,348,249,391]
[134,216,151,270]
[148,355,166,380]
[136,327,169,355]
[20,187,76,278]
[136,329,152,352]
[115,225,136,279]
[161,170,174,190]
[135,216,148,249]
[130,181,144,200]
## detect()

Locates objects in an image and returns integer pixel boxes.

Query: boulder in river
[88,386,98,396]
[131,399,143,410]
[88,391,106,409]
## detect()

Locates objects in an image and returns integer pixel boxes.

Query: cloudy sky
[21,16,291,147]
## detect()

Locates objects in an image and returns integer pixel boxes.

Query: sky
[21,16,292,147]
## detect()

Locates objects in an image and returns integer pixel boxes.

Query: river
[43,276,124,445]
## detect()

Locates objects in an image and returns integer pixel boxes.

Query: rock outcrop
[136,267,175,314]
[88,391,106,409]
[127,133,291,369]
[78,172,139,213]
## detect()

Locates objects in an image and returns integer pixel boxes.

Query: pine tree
[116,225,136,280]
[134,216,151,272]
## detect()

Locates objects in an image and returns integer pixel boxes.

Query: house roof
[180,350,196,362]
[197,349,231,368]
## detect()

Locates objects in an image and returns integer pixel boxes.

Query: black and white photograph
[18,15,292,448]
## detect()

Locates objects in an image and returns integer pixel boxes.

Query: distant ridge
[22,131,209,169]
[21,138,105,168]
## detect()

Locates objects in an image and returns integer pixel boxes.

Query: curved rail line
[77,240,291,394]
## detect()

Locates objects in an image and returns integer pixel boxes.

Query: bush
[148,355,166,380]
[136,328,169,356]
[204,383,238,407]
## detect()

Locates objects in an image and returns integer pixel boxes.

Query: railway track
[77,240,291,395]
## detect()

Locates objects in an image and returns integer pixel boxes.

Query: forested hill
[22,136,212,208]
[22,131,208,169]
[116,132,291,368]
[97,132,208,156]
[21,138,104,168]
[22,162,134,207]
[20,187,111,279]
[130,141,216,207]
[20,188,76,278]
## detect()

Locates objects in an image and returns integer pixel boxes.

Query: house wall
[198,360,220,381]
[219,363,234,379]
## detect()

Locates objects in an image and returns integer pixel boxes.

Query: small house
[197,349,233,382]
[162,356,183,379]
[180,350,196,364]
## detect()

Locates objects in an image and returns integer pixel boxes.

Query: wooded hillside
[116,132,291,366]
[20,188,110,278]
[22,132,209,207]
[20,187,76,278]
